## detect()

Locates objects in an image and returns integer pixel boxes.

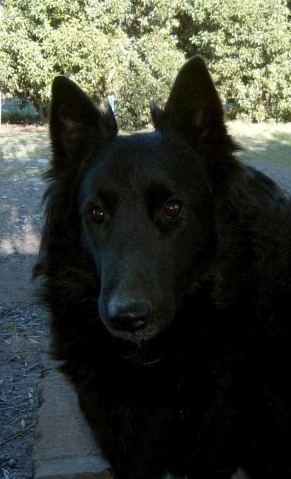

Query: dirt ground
[1,126,291,479]
[0,129,49,479]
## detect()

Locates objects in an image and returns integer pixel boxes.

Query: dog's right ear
[50,76,118,167]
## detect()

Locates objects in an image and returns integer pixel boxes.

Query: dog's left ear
[151,55,227,144]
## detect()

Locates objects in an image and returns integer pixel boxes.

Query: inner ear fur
[151,55,228,144]
[50,75,117,166]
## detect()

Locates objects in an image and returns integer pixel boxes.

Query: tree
[0,0,131,122]
[1,0,291,125]
[0,0,184,127]
[175,0,291,121]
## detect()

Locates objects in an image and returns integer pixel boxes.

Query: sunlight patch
[0,229,40,255]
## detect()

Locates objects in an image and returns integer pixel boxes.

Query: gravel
[0,147,49,479]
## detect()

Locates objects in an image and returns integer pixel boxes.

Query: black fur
[35,56,291,478]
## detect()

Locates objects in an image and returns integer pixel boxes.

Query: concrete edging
[33,354,112,479]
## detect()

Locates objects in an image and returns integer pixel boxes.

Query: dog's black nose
[108,299,151,332]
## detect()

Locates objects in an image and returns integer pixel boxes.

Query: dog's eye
[162,200,182,219]
[88,206,105,224]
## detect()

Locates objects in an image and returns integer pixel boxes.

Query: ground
[0,125,291,479]
[0,127,49,479]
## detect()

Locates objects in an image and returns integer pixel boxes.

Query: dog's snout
[108,299,152,332]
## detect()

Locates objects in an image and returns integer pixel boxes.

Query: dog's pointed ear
[50,76,117,166]
[151,55,227,144]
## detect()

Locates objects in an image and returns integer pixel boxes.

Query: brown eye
[162,200,182,219]
[89,206,105,224]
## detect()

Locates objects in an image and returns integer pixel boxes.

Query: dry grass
[1,122,291,168]
[228,121,291,168]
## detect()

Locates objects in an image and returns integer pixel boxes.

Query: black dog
[35,56,291,478]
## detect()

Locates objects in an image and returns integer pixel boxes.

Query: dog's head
[38,56,241,344]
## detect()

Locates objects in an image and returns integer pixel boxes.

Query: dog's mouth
[121,341,164,367]
[113,328,172,369]
[103,313,170,344]
[101,311,177,369]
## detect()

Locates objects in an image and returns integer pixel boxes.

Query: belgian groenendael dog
[35,56,291,478]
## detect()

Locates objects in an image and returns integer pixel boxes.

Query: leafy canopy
[1,0,291,125]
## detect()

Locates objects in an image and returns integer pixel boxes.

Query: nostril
[108,299,152,332]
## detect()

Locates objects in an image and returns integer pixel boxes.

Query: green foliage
[117,30,184,128]
[175,0,291,122]
[1,109,36,124]
[0,0,183,127]
[0,0,291,126]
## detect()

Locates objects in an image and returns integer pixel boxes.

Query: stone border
[33,355,112,479]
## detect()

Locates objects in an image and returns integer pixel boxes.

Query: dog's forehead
[83,133,189,190]
[101,131,175,168]
[86,132,202,189]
